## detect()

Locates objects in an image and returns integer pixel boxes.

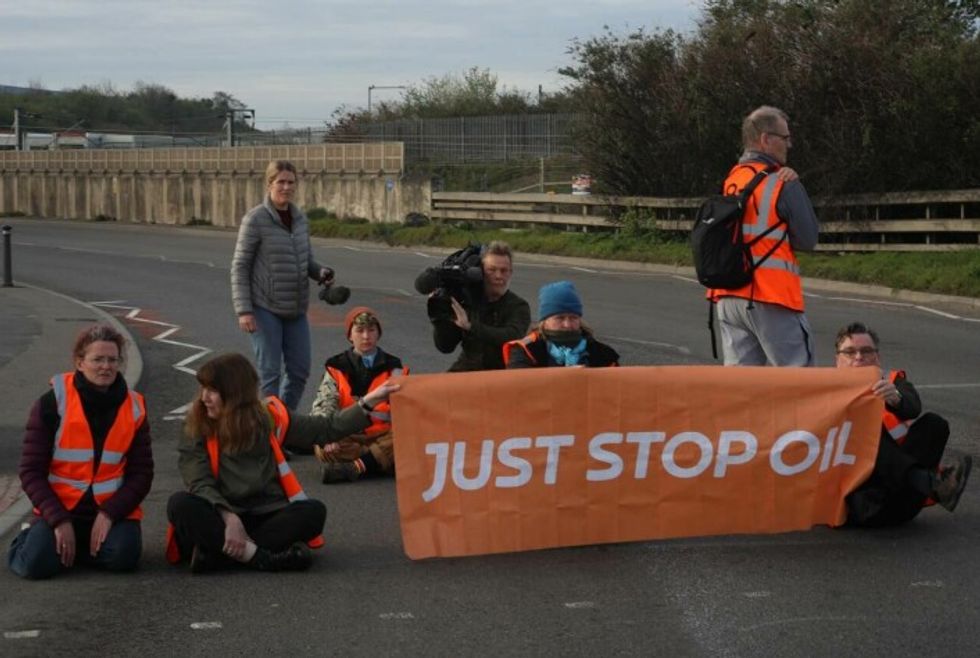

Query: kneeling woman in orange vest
[8,324,154,580]
[504,281,619,369]
[166,352,398,573]
[310,306,408,484]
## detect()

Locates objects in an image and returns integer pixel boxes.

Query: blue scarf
[547,338,587,366]
[359,350,377,369]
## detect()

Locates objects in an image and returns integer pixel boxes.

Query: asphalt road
[1,217,978,657]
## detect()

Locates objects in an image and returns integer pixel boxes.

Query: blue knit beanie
[538,281,584,320]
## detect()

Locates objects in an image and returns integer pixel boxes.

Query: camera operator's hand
[450,298,471,331]
[318,267,335,285]
[238,313,257,333]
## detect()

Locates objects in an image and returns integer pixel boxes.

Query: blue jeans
[250,305,311,410]
[7,518,143,580]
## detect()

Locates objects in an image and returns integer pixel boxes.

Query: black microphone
[414,268,442,295]
[318,284,351,305]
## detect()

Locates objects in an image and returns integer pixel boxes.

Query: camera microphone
[414,268,442,295]
[319,284,351,305]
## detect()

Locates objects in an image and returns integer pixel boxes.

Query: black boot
[190,546,232,574]
[248,542,313,572]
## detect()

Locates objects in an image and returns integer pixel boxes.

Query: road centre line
[739,615,869,633]
[378,612,415,620]
[564,601,597,609]
[3,630,40,639]
[189,622,223,630]
[915,383,980,389]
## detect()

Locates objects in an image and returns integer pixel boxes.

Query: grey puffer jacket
[231,196,324,318]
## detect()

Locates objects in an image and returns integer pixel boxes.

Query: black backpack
[692,164,786,358]
[691,165,784,289]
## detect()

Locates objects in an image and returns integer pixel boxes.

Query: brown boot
[933,455,972,512]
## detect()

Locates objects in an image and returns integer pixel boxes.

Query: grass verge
[308,217,980,299]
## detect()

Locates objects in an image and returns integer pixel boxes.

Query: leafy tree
[0,82,248,136]
[561,0,980,196]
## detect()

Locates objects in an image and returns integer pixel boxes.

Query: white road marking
[916,383,980,389]
[379,612,415,620]
[91,302,212,421]
[157,255,217,267]
[571,266,598,273]
[4,630,40,639]
[911,581,944,588]
[163,402,192,422]
[739,615,867,633]
[742,591,772,598]
[672,274,700,284]
[809,293,980,322]
[564,601,596,609]
[190,622,223,630]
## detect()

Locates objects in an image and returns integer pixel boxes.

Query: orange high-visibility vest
[503,331,542,367]
[708,163,804,311]
[879,369,934,507]
[165,396,322,564]
[327,365,407,437]
[42,372,145,520]
[882,370,913,445]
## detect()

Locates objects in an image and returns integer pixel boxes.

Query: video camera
[414,244,484,321]
[317,267,351,305]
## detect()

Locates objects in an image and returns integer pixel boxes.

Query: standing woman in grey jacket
[231,160,332,410]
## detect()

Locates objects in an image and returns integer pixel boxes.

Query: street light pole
[226,108,255,147]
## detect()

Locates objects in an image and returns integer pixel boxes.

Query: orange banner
[393,366,882,559]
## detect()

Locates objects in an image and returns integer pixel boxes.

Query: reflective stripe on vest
[326,364,407,437]
[882,370,913,445]
[45,372,145,520]
[707,163,804,311]
[202,397,322,547]
[503,331,541,367]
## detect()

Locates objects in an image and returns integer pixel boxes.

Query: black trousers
[847,412,949,527]
[167,491,326,560]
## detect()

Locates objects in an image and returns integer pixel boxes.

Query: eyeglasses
[86,356,121,366]
[766,132,792,143]
[836,347,878,358]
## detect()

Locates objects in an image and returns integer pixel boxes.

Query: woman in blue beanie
[503,281,619,368]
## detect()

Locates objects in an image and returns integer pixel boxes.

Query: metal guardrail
[431,191,980,251]
[0,143,405,174]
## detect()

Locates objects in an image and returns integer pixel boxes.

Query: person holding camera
[504,281,619,369]
[309,307,408,483]
[427,241,531,372]
[231,160,334,410]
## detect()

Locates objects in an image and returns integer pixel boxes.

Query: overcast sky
[1,0,701,129]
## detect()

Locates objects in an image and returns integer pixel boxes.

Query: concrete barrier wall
[0,169,431,226]
[0,144,431,226]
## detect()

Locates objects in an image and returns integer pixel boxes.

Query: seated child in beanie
[309,307,408,483]
[504,280,619,368]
